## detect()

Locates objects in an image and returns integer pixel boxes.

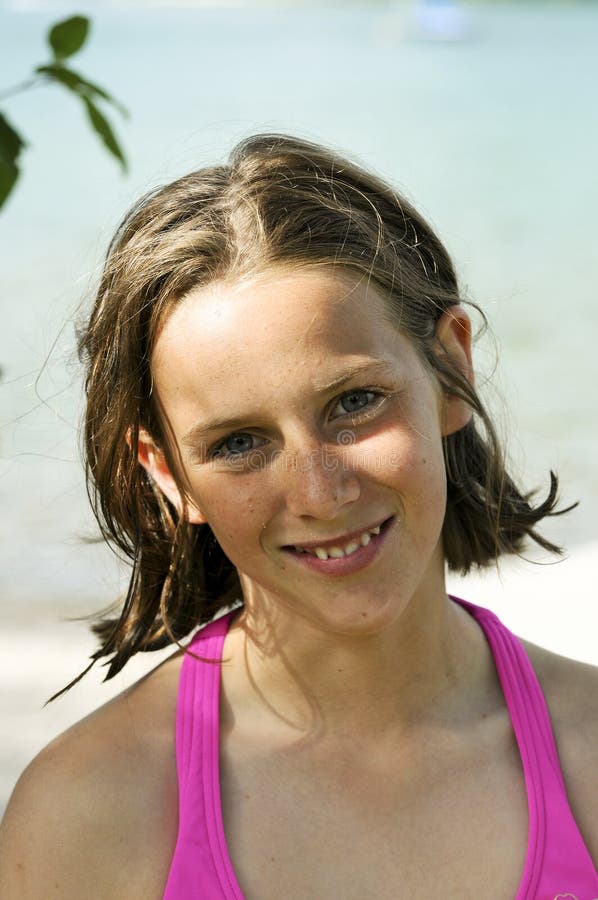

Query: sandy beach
[2,540,596,817]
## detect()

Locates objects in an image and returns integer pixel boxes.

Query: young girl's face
[142,267,471,634]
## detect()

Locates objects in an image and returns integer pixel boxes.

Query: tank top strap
[450,595,598,900]
[164,608,245,900]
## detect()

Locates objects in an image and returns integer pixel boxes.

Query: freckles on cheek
[207,490,269,540]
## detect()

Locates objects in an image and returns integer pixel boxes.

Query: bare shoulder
[0,647,185,900]
[519,636,598,860]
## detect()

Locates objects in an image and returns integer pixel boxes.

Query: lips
[283,516,394,558]
[281,515,395,576]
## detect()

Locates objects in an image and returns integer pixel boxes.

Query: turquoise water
[1,2,597,608]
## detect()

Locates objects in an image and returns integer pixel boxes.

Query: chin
[307,594,407,637]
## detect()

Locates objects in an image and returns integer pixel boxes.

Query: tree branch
[0,76,43,103]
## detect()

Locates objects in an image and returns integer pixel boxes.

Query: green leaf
[82,96,127,172]
[0,112,26,209]
[0,111,26,165]
[36,65,129,118]
[48,16,90,61]
[0,157,20,209]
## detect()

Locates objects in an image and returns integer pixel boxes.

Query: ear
[136,428,207,525]
[433,307,474,437]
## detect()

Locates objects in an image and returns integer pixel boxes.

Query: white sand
[1,540,596,817]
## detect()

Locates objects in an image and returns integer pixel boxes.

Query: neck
[221,584,493,747]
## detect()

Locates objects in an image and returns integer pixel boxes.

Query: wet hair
[54,132,572,696]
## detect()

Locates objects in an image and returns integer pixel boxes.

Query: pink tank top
[162,596,598,899]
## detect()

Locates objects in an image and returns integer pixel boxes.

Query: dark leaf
[0,111,26,165]
[48,16,90,61]
[0,157,19,209]
[36,65,129,118]
[82,96,127,172]
[0,113,25,208]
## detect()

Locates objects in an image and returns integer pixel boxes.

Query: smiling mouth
[283,516,395,560]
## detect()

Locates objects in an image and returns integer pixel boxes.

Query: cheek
[357,424,445,487]
[188,474,272,546]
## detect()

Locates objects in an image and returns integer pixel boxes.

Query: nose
[281,437,361,520]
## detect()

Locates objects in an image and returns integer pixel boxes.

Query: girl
[1,133,597,899]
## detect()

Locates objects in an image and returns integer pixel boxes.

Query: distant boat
[412,0,472,43]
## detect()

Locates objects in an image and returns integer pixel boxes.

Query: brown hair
[53,132,571,697]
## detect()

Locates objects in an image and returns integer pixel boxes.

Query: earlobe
[434,307,475,437]
[136,427,207,525]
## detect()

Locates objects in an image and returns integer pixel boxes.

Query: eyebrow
[181,360,395,447]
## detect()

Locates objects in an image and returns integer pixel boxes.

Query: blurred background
[1,0,597,814]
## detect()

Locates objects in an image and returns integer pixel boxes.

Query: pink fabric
[162,598,598,899]
[454,597,598,900]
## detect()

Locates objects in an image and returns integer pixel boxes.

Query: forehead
[151,267,420,413]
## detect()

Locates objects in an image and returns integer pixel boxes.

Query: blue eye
[211,433,261,459]
[334,389,380,417]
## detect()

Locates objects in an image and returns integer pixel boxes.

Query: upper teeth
[294,524,383,560]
